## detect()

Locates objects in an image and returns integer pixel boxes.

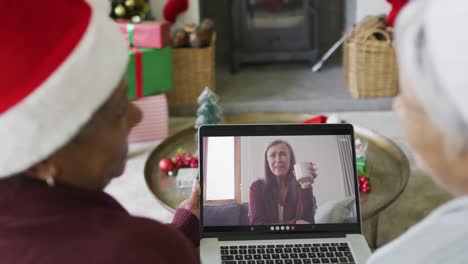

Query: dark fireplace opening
[230,0,318,72]
[200,0,348,73]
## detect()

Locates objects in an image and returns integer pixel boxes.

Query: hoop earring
[46,175,55,187]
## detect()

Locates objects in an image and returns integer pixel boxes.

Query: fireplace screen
[247,0,306,29]
[230,0,319,72]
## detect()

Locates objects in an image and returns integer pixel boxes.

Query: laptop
[199,124,371,264]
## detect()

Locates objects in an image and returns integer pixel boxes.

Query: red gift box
[128,94,169,142]
[116,21,171,49]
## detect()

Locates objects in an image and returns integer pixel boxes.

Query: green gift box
[356,156,367,176]
[127,46,173,100]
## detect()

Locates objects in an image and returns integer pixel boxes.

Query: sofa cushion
[239,202,250,225]
[315,197,355,224]
[203,203,241,226]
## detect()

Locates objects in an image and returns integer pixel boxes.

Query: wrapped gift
[356,157,367,176]
[128,94,169,142]
[116,21,171,48]
[355,138,368,176]
[127,46,173,100]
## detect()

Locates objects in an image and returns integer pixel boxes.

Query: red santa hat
[0,0,128,178]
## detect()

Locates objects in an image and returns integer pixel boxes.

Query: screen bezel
[198,123,362,238]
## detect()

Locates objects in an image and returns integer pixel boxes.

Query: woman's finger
[310,172,318,179]
[300,179,313,189]
[192,179,200,194]
[309,163,318,171]
[189,180,200,206]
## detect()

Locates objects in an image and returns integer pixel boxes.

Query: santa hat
[0,0,128,178]
[395,0,468,154]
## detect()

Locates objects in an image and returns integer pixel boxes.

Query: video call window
[203,135,357,226]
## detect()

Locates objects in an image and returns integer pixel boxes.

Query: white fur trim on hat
[0,2,128,177]
[395,0,468,153]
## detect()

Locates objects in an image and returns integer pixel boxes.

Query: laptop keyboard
[220,242,355,264]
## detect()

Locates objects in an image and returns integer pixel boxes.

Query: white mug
[294,162,317,183]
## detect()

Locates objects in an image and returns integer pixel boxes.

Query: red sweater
[249,179,316,225]
[0,175,200,264]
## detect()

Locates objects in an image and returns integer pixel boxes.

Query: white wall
[150,0,200,24]
[356,0,391,22]
[240,136,347,207]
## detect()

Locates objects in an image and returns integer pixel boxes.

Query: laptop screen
[199,124,361,236]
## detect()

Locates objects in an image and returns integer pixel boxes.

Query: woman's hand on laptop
[178,179,200,220]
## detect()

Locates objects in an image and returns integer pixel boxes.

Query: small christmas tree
[109,0,153,21]
[194,87,223,141]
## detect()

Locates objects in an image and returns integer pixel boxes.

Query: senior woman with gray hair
[367,0,468,263]
[0,0,200,263]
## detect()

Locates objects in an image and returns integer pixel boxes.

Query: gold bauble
[114,5,126,17]
[125,0,135,8]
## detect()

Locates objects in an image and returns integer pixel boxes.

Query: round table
[144,113,410,249]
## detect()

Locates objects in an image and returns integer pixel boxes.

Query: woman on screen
[249,140,317,225]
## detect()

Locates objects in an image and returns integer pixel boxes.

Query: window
[205,137,235,201]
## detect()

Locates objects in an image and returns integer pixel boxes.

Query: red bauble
[175,159,184,169]
[190,159,198,168]
[175,153,183,161]
[362,181,369,189]
[184,155,191,166]
[159,158,175,173]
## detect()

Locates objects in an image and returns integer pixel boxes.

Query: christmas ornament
[125,0,135,8]
[109,0,152,21]
[173,148,198,169]
[159,158,175,174]
[358,175,371,193]
[114,4,126,17]
[132,16,142,23]
[160,148,198,176]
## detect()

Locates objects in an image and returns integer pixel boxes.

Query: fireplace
[199,0,346,71]
[230,0,319,72]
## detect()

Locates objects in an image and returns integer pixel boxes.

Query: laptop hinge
[218,232,346,241]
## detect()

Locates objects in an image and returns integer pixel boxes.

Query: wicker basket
[343,19,398,98]
[167,33,216,107]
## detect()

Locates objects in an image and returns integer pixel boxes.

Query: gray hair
[395,0,468,158]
